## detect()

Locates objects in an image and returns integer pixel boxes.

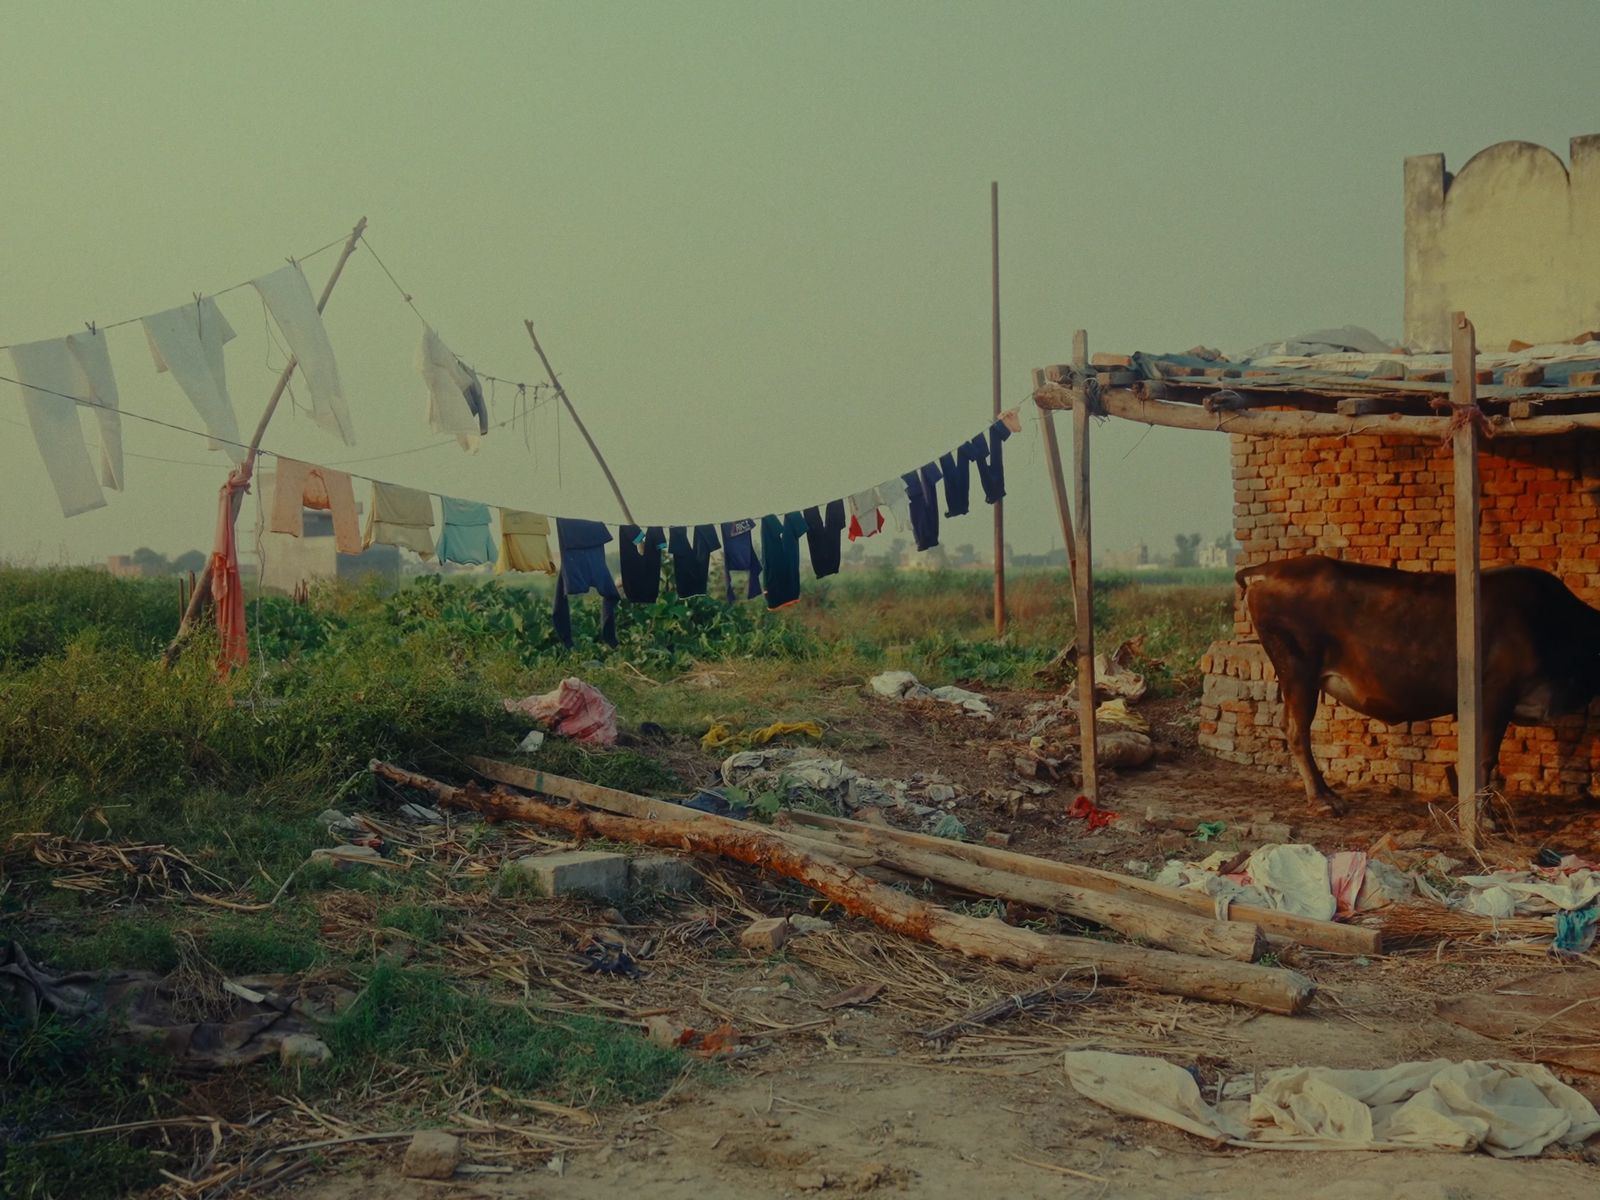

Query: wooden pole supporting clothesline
[991,181,1006,640]
[524,320,635,526]
[1451,311,1484,848]
[162,215,369,668]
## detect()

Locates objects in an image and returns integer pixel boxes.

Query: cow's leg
[1261,637,1344,816]
[1482,703,1514,798]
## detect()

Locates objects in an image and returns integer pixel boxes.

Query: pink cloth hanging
[211,465,252,676]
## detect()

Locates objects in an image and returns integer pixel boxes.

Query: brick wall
[1199,430,1600,796]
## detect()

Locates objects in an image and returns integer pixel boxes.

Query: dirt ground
[297,687,1600,1198]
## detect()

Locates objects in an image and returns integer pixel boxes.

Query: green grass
[204,908,323,973]
[377,903,448,943]
[323,963,684,1104]
[21,910,181,974]
[0,1014,181,1200]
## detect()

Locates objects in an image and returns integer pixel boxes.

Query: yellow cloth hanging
[495,508,555,574]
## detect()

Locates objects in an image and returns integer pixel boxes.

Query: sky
[2,1,1597,568]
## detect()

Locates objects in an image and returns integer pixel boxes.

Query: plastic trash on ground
[504,678,617,747]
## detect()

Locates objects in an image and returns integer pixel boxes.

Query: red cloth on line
[211,464,252,676]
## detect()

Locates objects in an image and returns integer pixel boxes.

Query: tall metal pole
[991,181,1005,639]
[163,215,368,667]
[524,321,636,526]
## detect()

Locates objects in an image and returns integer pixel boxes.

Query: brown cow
[1237,555,1600,813]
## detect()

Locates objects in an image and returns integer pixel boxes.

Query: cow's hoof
[1310,792,1345,817]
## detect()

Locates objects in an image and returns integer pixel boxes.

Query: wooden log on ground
[465,757,1265,961]
[467,754,1375,955]
[780,809,1381,956]
[381,762,1315,1014]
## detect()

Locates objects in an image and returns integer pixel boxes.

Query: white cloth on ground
[1245,843,1337,921]
[1062,1050,1600,1157]
[251,263,354,445]
[64,328,123,489]
[416,325,480,450]
[1459,868,1600,917]
[142,297,244,461]
[7,338,107,516]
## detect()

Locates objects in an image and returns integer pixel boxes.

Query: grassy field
[0,563,1232,1198]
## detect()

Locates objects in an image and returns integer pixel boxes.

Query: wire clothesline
[0,369,1023,531]
[0,231,349,352]
[0,225,550,402]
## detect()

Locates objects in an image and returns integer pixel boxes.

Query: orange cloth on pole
[212,465,252,676]
[269,457,361,554]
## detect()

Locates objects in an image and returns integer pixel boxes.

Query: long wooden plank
[1451,312,1484,849]
[382,761,1314,1014]
[465,756,1376,956]
[465,757,1263,960]
[1038,381,1600,440]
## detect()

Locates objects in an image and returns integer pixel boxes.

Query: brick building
[1201,136,1600,797]
[1201,429,1600,796]
[1033,135,1600,801]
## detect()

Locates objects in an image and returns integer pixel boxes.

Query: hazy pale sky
[3,1,1596,566]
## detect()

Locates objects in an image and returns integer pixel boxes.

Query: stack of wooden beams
[369,757,1384,1018]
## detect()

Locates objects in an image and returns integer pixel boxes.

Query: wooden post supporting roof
[990,182,1006,639]
[1071,330,1099,803]
[1451,312,1484,847]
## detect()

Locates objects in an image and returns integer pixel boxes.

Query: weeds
[0,1014,181,1200]
[323,963,683,1104]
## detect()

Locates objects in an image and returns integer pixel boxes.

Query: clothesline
[0,230,349,351]
[0,368,1024,533]
[358,232,539,397]
[0,228,549,402]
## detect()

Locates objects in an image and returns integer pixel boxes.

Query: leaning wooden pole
[990,181,1006,639]
[523,320,636,525]
[374,761,1314,1013]
[1070,330,1099,802]
[162,216,369,667]
[1451,311,1484,847]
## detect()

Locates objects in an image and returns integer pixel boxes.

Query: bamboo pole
[990,181,1006,639]
[1038,407,1077,570]
[463,757,1264,961]
[376,761,1314,1013]
[1070,330,1099,803]
[162,216,369,667]
[523,321,635,525]
[1451,312,1484,848]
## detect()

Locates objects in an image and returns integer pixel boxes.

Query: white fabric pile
[1063,1051,1600,1157]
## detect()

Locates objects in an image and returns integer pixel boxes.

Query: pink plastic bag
[505,678,617,746]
